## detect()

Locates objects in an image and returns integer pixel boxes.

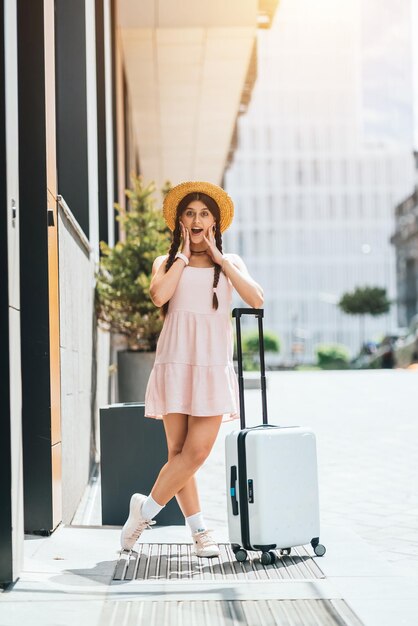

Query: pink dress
[144,256,240,422]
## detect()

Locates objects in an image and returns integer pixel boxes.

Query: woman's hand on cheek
[203,223,223,266]
[180,222,191,259]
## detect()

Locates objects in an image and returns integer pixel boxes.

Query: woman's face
[180,200,215,242]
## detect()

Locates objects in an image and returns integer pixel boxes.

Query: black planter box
[99,402,184,526]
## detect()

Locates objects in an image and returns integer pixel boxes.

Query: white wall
[58,202,95,523]
[5,0,24,581]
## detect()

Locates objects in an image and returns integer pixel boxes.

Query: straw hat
[162,181,234,233]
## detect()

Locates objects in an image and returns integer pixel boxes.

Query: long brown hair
[161,192,223,318]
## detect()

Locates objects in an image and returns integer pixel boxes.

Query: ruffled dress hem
[145,410,239,422]
[144,362,240,423]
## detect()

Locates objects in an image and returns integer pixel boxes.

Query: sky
[362,0,415,148]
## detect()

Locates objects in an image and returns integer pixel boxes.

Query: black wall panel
[95,0,109,247]
[55,0,89,237]
[0,0,13,584]
[17,0,53,532]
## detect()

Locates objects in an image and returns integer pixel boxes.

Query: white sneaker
[192,529,220,558]
[120,493,155,551]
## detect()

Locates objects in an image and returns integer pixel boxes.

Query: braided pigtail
[161,219,181,318]
[212,222,223,310]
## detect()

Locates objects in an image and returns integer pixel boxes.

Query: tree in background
[338,286,391,347]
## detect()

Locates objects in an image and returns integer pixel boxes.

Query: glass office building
[224,0,416,361]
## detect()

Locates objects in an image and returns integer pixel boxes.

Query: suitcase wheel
[280,548,291,556]
[314,543,326,557]
[231,544,241,554]
[235,549,248,562]
[311,537,326,557]
[260,551,276,566]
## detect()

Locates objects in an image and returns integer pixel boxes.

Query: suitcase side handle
[230,465,239,515]
[232,307,268,429]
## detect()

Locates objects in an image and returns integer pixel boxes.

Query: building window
[341,159,347,185]
[268,195,274,222]
[373,194,380,218]
[252,127,258,151]
[254,230,260,254]
[265,127,271,151]
[312,159,319,184]
[357,160,363,185]
[282,161,289,185]
[357,194,364,217]
[328,196,335,219]
[295,196,303,218]
[343,195,349,218]
[296,161,304,185]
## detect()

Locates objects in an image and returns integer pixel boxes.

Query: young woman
[120,181,264,557]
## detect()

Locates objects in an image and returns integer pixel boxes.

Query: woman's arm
[223,254,264,309]
[149,254,186,307]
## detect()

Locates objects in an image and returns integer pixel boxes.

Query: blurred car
[351,331,408,369]
[368,334,403,369]
[394,315,418,368]
[350,341,378,369]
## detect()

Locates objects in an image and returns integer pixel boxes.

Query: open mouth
[191,228,203,235]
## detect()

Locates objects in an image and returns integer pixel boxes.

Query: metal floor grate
[100,599,363,626]
[113,543,325,581]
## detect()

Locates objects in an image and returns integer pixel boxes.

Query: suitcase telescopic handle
[232,308,268,429]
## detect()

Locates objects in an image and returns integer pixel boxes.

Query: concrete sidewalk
[0,522,417,625]
[1,370,417,625]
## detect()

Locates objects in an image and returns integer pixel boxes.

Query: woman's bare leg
[176,475,200,518]
[151,414,223,506]
[162,413,201,517]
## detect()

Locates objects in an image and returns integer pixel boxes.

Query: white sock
[141,494,164,521]
[186,511,207,534]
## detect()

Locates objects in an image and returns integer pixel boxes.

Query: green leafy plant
[95,174,171,351]
[242,329,280,354]
[315,343,350,369]
[234,329,280,370]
